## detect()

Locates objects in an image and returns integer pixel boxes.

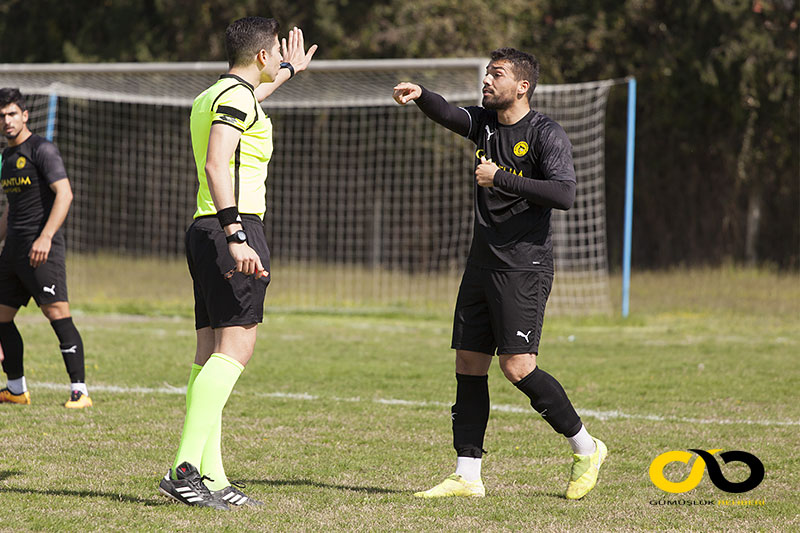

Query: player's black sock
[452,373,490,458]
[50,317,85,383]
[0,321,24,380]
[514,367,582,437]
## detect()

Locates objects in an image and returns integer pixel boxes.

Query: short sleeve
[211,85,257,132]
[34,141,68,184]
[537,122,576,183]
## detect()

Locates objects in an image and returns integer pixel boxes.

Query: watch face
[228,230,247,243]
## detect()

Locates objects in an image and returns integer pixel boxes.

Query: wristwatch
[226,230,247,244]
[279,62,295,78]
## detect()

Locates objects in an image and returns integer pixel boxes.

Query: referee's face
[482,60,524,110]
[0,103,28,141]
[259,35,282,84]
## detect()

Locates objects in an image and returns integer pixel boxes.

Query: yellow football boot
[0,387,31,405]
[414,474,485,498]
[566,438,607,500]
[65,390,93,408]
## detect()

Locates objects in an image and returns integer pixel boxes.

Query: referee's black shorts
[0,233,69,308]
[451,264,553,356]
[185,214,271,330]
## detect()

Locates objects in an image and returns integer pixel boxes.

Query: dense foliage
[2,0,797,268]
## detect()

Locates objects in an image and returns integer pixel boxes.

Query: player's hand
[392,83,421,105]
[227,241,264,277]
[475,156,499,187]
[282,27,318,74]
[29,234,52,267]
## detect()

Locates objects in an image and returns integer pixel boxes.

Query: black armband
[216,206,242,227]
[280,62,295,78]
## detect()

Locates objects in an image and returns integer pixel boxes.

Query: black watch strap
[280,62,295,78]
[226,230,247,244]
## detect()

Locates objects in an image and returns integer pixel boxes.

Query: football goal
[1,59,621,315]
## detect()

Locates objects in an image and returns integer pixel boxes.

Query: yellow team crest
[513,141,529,157]
[15,156,26,169]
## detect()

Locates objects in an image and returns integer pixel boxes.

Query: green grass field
[1,268,798,532]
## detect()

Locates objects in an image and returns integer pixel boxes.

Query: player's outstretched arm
[394,83,470,137]
[255,27,318,102]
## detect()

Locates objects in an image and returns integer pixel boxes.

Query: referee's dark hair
[0,88,27,112]
[489,48,540,100]
[225,17,281,68]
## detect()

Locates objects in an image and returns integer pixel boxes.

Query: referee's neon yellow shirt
[190,74,273,219]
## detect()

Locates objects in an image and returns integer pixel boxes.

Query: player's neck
[496,102,530,126]
[227,66,261,89]
[7,127,31,147]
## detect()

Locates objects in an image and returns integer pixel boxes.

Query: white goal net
[1,60,614,315]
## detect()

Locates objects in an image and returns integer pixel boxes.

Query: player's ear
[256,49,268,68]
[21,109,29,123]
[518,79,530,99]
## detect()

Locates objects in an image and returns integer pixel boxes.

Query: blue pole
[622,77,636,318]
[45,92,58,141]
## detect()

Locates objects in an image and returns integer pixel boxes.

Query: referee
[157,17,316,510]
[393,48,607,500]
[0,88,91,408]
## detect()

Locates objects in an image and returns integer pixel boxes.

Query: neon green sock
[187,363,230,490]
[172,353,243,477]
[200,414,228,490]
[186,364,202,410]
[178,362,229,489]
[169,364,203,480]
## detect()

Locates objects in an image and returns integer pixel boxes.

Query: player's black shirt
[415,87,576,271]
[1,134,68,239]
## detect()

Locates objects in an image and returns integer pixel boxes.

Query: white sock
[71,383,88,396]
[455,456,482,482]
[7,376,27,395]
[567,425,596,455]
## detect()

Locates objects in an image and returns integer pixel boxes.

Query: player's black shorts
[451,264,553,355]
[186,214,271,330]
[0,233,69,308]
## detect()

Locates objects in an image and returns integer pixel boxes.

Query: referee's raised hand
[281,27,318,74]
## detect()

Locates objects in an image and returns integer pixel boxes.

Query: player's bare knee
[455,350,492,375]
[41,302,70,321]
[498,353,537,383]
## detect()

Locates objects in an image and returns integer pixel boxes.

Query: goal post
[1,60,619,315]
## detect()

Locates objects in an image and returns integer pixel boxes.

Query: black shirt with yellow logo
[1,134,68,239]
[415,87,576,271]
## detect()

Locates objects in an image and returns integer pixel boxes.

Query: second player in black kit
[0,88,91,408]
[393,48,606,500]
[453,97,577,356]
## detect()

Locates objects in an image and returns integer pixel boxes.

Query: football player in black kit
[0,88,91,408]
[393,48,606,500]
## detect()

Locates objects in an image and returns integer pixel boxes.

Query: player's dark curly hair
[489,48,540,100]
[225,17,281,68]
[0,88,27,111]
